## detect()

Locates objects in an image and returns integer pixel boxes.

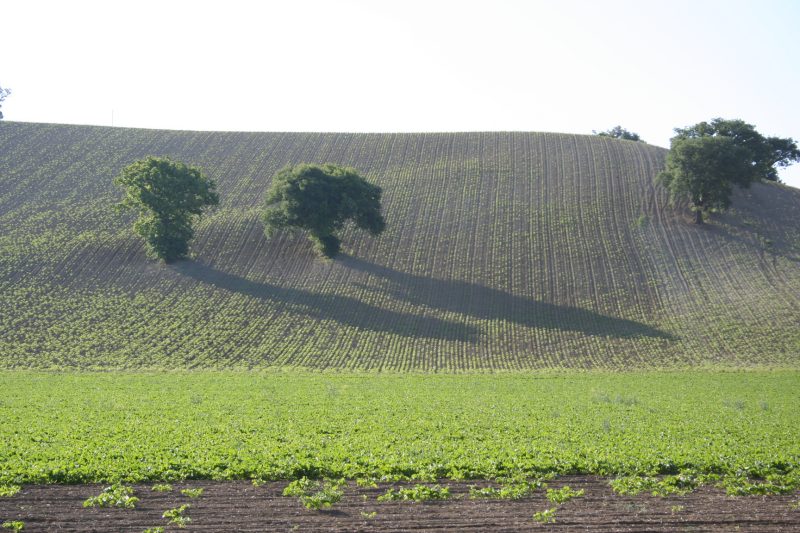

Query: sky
[3,0,800,187]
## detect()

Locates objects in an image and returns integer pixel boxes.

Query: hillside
[0,122,798,370]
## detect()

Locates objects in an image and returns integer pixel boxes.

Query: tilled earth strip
[1,476,798,532]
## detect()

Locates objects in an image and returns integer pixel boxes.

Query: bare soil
[1,476,798,532]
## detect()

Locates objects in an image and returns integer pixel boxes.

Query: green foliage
[0,86,10,120]
[82,483,139,508]
[377,484,451,501]
[262,163,385,258]
[114,156,218,262]
[360,511,377,519]
[1,372,799,487]
[719,474,797,496]
[180,487,203,498]
[162,504,191,527]
[546,485,584,504]
[657,136,757,223]
[142,528,164,533]
[594,125,643,142]
[610,471,704,497]
[469,477,545,500]
[282,477,345,510]
[0,484,21,497]
[1,521,23,532]
[533,507,557,524]
[658,118,800,223]
[151,483,173,492]
[673,118,800,182]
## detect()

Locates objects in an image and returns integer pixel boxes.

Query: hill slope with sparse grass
[1,122,798,370]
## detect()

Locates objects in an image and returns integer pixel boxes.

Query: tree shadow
[339,255,676,340]
[171,261,479,343]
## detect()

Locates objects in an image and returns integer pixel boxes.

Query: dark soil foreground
[1,476,798,532]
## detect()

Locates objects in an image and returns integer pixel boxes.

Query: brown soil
[1,476,798,532]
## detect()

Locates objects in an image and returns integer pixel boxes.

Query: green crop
[533,508,557,524]
[82,484,139,509]
[0,371,798,489]
[377,484,451,502]
[282,477,344,510]
[162,505,191,527]
[546,486,584,504]
[0,485,20,497]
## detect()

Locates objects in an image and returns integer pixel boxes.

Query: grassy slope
[0,122,799,370]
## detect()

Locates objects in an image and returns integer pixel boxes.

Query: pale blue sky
[3,0,799,186]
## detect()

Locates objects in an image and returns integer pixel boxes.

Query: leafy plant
[282,477,344,510]
[546,485,584,504]
[0,485,21,497]
[180,487,204,498]
[143,528,164,533]
[533,507,557,524]
[83,483,139,509]
[469,477,544,500]
[360,511,377,519]
[151,483,173,492]
[163,504,191,527]
[1,522,24,532]
[377,484,451,502]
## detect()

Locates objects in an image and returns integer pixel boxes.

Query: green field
[1,371,798,493]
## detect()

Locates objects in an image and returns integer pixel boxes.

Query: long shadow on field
[171,261,480,342]
[340,255,675,340]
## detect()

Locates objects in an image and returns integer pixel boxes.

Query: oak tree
[115,157,219,262]
[262,163,385,258]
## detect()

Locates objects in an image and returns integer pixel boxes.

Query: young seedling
[83,484,139,509]
[151,484,173,492]
[180,487,204,498]
[533,507,557,524]
[163,504,191,528]
[377,484,451,502]
[282,477,345,510]
[2,521,24,532]
[0,485,21,498]
[142,528,164,533]
[546,486,585,504]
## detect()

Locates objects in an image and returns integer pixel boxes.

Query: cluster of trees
[657,118,800,224]
[116,160,385,262]
[594,126,643,142]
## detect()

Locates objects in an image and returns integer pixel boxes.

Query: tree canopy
[658,118,800,224]
[672,118,800,182]
[657,136,756,224]
[0,85,11,120]
[115,156,219,262]
[262,163,385,258]
[594,126,643,142]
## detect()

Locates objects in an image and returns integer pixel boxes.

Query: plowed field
[1,478,798,532]
[2,123,799,370]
